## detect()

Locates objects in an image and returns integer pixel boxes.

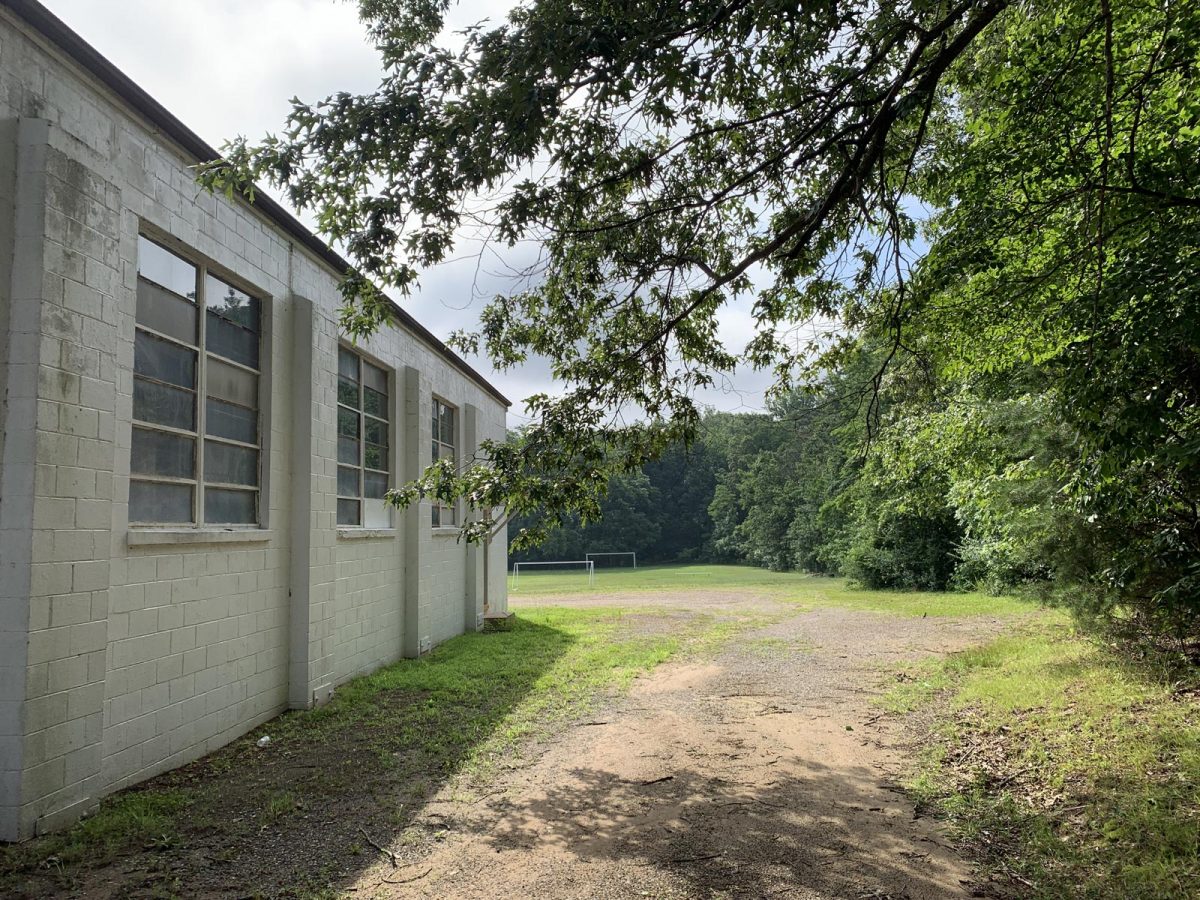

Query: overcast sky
[43,0,780,423]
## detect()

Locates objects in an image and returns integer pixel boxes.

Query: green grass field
[509,563,1034,617]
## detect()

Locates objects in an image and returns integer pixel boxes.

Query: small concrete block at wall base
[483,612,515,633]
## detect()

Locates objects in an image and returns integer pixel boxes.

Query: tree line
[513,312,1197,643]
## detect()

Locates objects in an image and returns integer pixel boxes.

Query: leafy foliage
[201,0,1200,636]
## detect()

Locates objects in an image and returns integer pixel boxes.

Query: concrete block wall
[0,6,509,841]
[9,121,121,835]
[332,536,404,684]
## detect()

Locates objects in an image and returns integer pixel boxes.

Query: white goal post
[510,559,595,590]
[585,551,638,569]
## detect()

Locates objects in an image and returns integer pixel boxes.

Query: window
[129,235,263,525]
[336,347,392,527]
[431,398,457,527]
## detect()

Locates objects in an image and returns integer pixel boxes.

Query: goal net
[510,559,595,590]
[585,551,638,569]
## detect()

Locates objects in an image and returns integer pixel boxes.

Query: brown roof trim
[3,0,511,408]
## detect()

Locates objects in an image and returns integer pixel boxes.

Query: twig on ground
[634,775,675,786]
[667,852,723,864]
[382,867,433,885]
[358,827,397,868]
[992,765,1035,787]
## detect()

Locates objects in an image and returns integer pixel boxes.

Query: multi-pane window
[130,235,263,525]
[336,347,391,527]
[431,398,457,527]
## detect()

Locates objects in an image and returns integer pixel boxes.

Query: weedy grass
[513,564,1035,618]
[0,607,690,894]
[0,790,189,879]
[888,615,1200,897]
[268,606,684,780]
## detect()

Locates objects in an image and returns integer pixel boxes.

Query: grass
[0,790,188,882]
[887,614,1200,897]
[512,564,1035,618]
[0,607,689,897]
[509,562,816,595]
[279,606,685,780]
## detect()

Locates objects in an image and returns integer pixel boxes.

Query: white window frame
[336,346,393,528]
[431,396,458,528]
[129,233,266,528]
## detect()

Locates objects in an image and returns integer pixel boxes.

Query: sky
[42,0,781,424]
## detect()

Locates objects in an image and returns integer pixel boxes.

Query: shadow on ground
[479,761,963,899]
[0,617,577,899]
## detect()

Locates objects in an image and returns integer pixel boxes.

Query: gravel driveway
[350,590,1015,899]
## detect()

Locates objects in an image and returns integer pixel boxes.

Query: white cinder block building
[0,0,510,841]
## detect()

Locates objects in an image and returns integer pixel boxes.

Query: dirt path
[351,595,1013,899]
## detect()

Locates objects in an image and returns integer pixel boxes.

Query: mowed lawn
[509,563,1033,617]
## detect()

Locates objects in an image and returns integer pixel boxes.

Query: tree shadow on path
[0,616,581,899]
[483,760,970,899]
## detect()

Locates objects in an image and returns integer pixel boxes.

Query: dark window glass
[136,279,197,343]
[137,236,196,299]
[337,436,359,465]
[365,418,387,447]
[364,387,387,418]
[364,471,388,500]
[204,441,258,486]
[129,480,192,523]
[133,378,195,430]
[205,488,256,524]
[131,237,265,529]
[205,310,259,368]
[337,465,360,496]
[131,427,194,478]
[337,377,359,408]
[338,406,359,438]
[431,504,440,528]
[205,397,257,444]
[337,498,360,526]
[134,332,196,389]
[338,347,359,380]
[362,361,387,394]
[365,443,386,470]
[440,403,455,446]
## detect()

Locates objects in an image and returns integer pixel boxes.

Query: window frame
[431,396,458,528]
[335,345,393,528]
[129,233,267,528]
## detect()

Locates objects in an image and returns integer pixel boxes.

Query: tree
[906,0,1200,630]
[200,0,1200,632]
[198,0,1008,543]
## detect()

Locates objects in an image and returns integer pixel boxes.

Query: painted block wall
[0,8,509,840]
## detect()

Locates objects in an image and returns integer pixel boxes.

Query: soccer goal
[510,559,595,590]
[586,551,638,569]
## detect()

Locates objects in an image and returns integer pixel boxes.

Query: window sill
[127,528,273,547]
[337,528,397,540]
[432,527,462,539]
